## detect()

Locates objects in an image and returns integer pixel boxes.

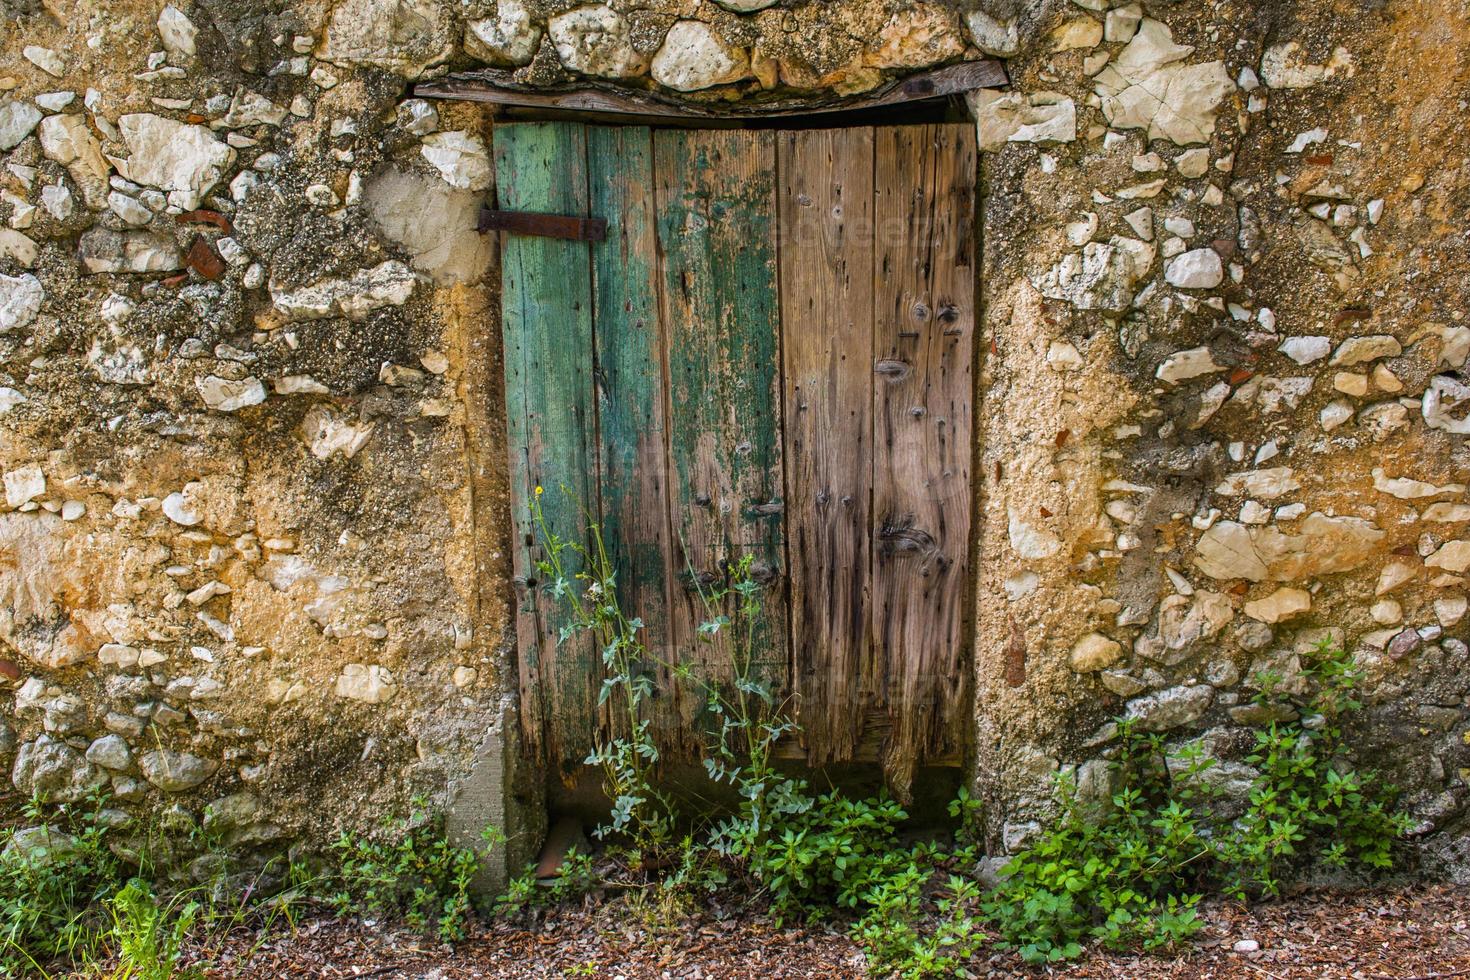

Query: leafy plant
[747,791,911,919]
[530,488,676,858]
[531,489,808,873]
[497,848,600,915]
[1216,638,1414,897]
[0,793,123,974]
[980,740,1209,964]
[985,639,1410,964]
[105,878,202,980]
[698,556,806,873]
[325,798,504,941]
[856,873,986,978]
[523,497,1414,975]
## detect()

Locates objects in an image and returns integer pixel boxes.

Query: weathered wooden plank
[871,123,976,795]
[653,129,787,710]
[416,60,1009,120]
[777,127,877,766]
[495,121,599,771]
[586,125,689,754]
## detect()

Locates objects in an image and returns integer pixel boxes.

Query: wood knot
[682,568,721,592]
[877,517,938,558]
[874,358,912,381]
[747,561,778,585]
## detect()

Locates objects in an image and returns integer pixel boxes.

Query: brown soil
[178,884,1470,979]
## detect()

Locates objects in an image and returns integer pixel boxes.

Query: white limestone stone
[0,230,39,268]
[1214,467,1299,500]
[1320,399,1354,431]
[419,131,492,191]
[0,274,44,333]
[116,113,235,210]
[1123,207,1154,240]
[23,47,67,78]
[107,191,153,227]
[1424,376,1470,436]
[1008,506,1061,559]
[0,100,43,151]
[1375,561,1417,596]
[1260,41,1352,89]
[336,663,397,703]
[966,9,1019,56]
[1164,248,1224,288]
[78,229,182,274]
[1435,595,1468,628]
[1278,335,1330,365]
[301,405,375,459]
[652,20,751,92]
[1093,19,1233,145]
[1372,468,1465,500]
[1033,236,1153,312]
[1065,212,1098,245]
[1330,334,1401,367]
[1426,541,1470,574]
[396,99,438,136]
[1052,17,1103,52]
[270,260,417,323]
[1156,346,1223,384]
[100,293,135,326]
[275,375,330,395]
[319,0,454,77]
[4,465,45,508]
[1243,587,1310,624]
[969,90,1076,151]
[1070,632,1123,672]
[0,389,27,414]
[465,1,544,66]
[1194,514,1383,582]
[1046,340,1084,371]
[38,113,111,207]
[548,5,650,80]
[157,6,199,59]
[1423,503,1470,523]
[197,376,267,412]
[217,90,288,128]
[1175,147,1209,178]
[1367,599,1402,627]
[1104,4,1141,43]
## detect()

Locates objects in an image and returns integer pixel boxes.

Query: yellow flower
[535,485,543,496]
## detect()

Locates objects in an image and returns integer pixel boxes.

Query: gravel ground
[176,884,1470,979]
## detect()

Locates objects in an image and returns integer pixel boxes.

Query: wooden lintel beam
[414,60,1007,121]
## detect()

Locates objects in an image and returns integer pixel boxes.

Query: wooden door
[494,121,975,795]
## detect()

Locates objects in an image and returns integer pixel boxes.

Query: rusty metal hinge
[479,206,608,242]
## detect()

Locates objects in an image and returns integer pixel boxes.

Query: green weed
[324,798,505,942]
[0,794,122,974]
[104,878,202,980]
[985,639,1411,965]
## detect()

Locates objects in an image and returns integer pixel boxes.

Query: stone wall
[0,0,1466,880]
